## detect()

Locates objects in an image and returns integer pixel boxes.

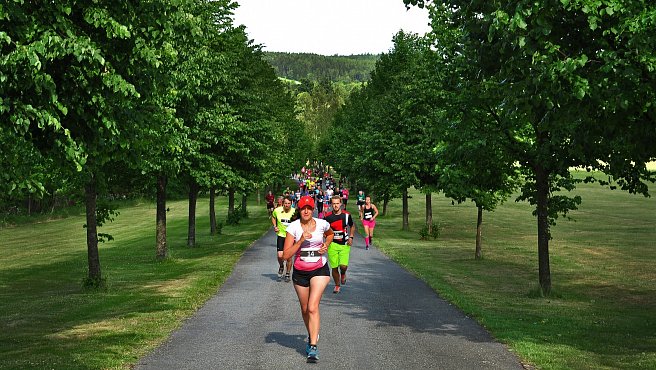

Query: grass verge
[0,196,270,370]
[370,179,655,370]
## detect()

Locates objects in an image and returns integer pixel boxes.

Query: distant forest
[263,52,379,82]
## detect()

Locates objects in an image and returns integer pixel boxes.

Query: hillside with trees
[264,52,379,82]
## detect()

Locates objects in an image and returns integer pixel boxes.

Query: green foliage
[83,200,120,243]
[81,275,107,290]
[419,221,440,240]
[214,220,224,235]
[1,1,304,280]
[264,52,379,82]
[226,205,248,225]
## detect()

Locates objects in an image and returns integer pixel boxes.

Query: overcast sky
[232,0,431,55]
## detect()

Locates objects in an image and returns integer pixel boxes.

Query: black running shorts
[276,236,286,252]
[292,263,330,287]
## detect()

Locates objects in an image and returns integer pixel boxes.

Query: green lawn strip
[370,180,655,370]
[0,197,270,370]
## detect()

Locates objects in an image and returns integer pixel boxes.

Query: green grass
[0,196,270,370]
[371,177,656,369]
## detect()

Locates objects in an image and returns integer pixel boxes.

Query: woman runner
[283,195,334,363]
[359,195,379,250]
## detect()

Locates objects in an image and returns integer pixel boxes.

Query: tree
[407,0,656,294]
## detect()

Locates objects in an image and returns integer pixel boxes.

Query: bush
[214,221,224,235]
[226,205,248,225]
[419,222,440,240]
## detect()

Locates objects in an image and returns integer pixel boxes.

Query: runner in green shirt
[271,196,295,282]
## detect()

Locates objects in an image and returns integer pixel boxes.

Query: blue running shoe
[307,345,318,363]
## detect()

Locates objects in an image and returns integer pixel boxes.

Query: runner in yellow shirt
[271,196,296,282]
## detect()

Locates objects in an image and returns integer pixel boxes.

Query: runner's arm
[372,204,379,220]
[282,232,304,260]
[270,213,278,231]
[321,228,334,254]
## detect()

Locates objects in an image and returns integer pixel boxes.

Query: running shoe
[284,272,291,283]
[307,345,319,363]
[277,266,284,279]
[305,335,319,355]
[333,285,340,294]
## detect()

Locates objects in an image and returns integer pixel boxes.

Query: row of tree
[322,0,655,294]
[1,1,310,284]
[264,52,379,82]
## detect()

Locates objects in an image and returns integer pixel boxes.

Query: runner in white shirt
[283,196,334,363]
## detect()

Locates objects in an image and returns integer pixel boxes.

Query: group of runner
[267,170,379,363]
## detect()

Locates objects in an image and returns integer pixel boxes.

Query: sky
[231,0,432,55]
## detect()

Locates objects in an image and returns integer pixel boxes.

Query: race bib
[333,230,344,241]
[365,214,373,220]
[299,247,321,262]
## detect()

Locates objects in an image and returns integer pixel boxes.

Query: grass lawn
[370,177,655,369]
[1,175,654,370]
[0,196,270,370]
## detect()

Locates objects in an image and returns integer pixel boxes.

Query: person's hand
[274,226,279,233]
[347,238,353,246]
[319,243,328,254]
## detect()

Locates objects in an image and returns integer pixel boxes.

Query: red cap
[297,195,315,210]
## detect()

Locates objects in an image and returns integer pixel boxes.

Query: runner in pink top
[282,195,334,363]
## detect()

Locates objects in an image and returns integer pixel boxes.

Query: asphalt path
[136,218,526,369]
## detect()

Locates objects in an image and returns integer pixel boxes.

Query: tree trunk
[156,174,167,260]
[256,188,260,206]
[425,192,433,234]
[535,165,552,295]
[241,193,247,213]
[383,193,389,216]
[402,188,409,231]
[475,205,483,260]
[228,188,235,213]
[209,187,217,236]
[187,180,199,247]
[85,177,101,281]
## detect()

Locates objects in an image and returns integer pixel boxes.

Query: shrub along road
[136,228,527,369]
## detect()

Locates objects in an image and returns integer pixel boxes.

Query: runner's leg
[293,284,311,333]
[307,276,330,345]
[331,267,340,287]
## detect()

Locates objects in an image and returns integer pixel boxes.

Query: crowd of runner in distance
[265,164,378,363]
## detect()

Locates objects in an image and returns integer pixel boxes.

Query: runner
[322,190,330,216]
[356,190,365,212]
[359,195,379,250]
[316,189,325,219]
[341,187,349,210]
[282,195,334,363]
[323,195,354,294]
[265,190,275,218]
[271,196,295,282]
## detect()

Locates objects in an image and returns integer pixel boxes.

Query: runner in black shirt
[323,195,355,293]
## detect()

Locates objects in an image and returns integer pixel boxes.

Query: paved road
[137,225,526,369]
